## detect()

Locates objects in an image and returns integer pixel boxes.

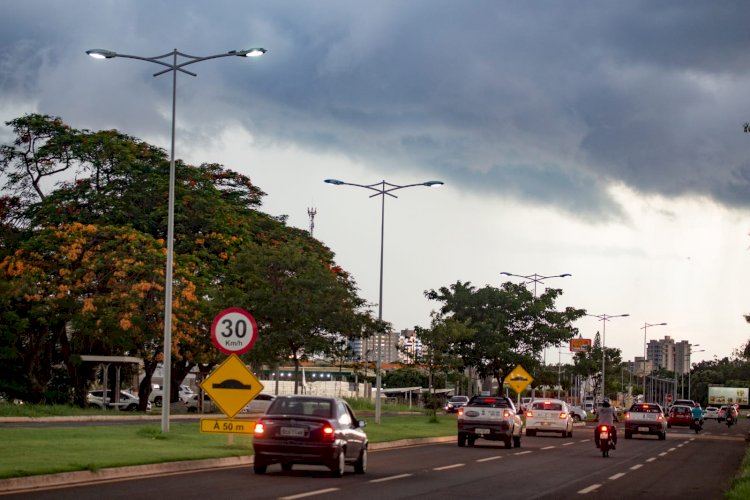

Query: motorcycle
[726,414,735,427]
[691,418,703,433]
[597,425,615,457]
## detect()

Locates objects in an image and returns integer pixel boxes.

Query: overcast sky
[3,1,750,366]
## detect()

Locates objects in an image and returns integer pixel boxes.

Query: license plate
[475,428,490,435]
[638,426,650,432]
[280,427,305,437]
[541,422,550,426]
[599,432,609,440]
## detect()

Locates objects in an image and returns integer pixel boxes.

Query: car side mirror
[358,420,367,428]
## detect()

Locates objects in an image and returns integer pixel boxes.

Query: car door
[337,401,363,460]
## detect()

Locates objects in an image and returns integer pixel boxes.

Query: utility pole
[307,207,317,237]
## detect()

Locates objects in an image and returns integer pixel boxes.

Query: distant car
[87,390,150,412]
[718,405,732,422]
[671,399,694,408]
[667,405,693,428]
[242,394,276,414]
[703,406,720,420]
[524,399,574,437]
[252,395,368,477]
[444,395,470,413]
[568,405,587,422]
[624,402,667,440]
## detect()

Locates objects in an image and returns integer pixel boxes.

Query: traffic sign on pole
[210,308,258,355]
[200,354,265,418]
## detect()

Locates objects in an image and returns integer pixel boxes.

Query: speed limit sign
[210,308,258,355]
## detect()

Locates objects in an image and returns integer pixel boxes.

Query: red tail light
[503,410,511,418]
[322,425,335,439]
[600,425,608,432]
[526,411,533,418]
[559,412,567,419]
[458,408,464,416]
[657,414,664,421]
[254,422,265,435]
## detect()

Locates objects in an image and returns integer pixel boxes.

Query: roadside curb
[0,435,454,494]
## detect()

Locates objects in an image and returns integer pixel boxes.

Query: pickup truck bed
[457,395,523,449]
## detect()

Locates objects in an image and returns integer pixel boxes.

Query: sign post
[504,365,534,408]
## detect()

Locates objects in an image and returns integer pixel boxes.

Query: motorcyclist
[594,398,618,449]
[691,402,703,430]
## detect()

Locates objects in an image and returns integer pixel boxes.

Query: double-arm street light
[87,47,266,432]
[588,313,629,403]
[324,179,443,423]
[500,272,572,365]
[640,322,667,397]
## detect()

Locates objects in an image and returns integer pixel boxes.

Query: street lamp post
[588,313,629,403]
[324,178,443,423]
[87,47,266,433]
[499,272,571,365]
[687,347,705,400]
[640,322,667,399]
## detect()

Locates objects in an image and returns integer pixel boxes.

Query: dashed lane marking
[563,442,575,446]
[646,457,656,462]
[630,464,643,470]
[542,446,556,450]
[279,488,340,500]
[609,473,626,480]
[433,463,465,471]
[369,473,413,483]
[578,484,602,494]
[514,451,532,455]
[476,456,503,462]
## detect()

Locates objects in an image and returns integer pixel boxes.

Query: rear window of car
[468,397,513,409]
[671,406,690,414]
[531,401,563,411]
[629,404,661,413]
[268,398,333,417]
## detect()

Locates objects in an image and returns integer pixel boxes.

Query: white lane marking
[578,484,601,494]
[279,488,340,500]
[658,452,667,456]
[579,439,590,443]
[609,473,626,480]
[563,442,575,446]
[668,447,676,452]
[646,457,656,462]
[677,443,685,447]
[630,464,643,470]
[369,473,413,483]
[433,463,465,471]
[542,446,556,450]
[476,456,503,462]
[515,450,532,455]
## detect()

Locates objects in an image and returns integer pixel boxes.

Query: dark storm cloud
[2,1,750,220]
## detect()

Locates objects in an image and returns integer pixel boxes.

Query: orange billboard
[569,338,592,352]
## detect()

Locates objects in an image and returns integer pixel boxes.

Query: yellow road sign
[200,354,264,418]
[200,418,255,435]
[504,364,534,394]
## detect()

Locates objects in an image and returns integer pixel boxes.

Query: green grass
[0,415,455,479]
[726,446,750,499]
[0,403,116,417]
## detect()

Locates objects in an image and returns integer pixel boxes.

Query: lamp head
[232,48,267,57]
[86,49,117,59]
[324,179,345,185]
[423,181,444,187]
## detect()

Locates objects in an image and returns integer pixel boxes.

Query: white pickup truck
[457,395,523,449]
[624,402,667,440]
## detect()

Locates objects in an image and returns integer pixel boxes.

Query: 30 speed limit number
[210,308,258,355]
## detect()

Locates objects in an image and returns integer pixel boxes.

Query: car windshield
[531,401,563,411]
[630,404,661,413]
[268,398,333,418]
[468,397,513,409]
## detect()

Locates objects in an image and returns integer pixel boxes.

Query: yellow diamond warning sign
[200,354,264,418]
[504,365,533,394]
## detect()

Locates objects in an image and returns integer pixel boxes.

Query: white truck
[457,395,523,449]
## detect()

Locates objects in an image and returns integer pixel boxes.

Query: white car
[149,384,195,406]
[241,394,277,414]
[703,406,720,419]
[87,390,150,411]
[524,399,574,437]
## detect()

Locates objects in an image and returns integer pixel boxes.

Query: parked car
[252,395,368,477]
[624,402,667,440]
[444,395,470,413]
[242,394,276,414]
[185,393,217,413]
[87,390,150,411]
[524,399,574,437]
[149,384,194,407]
[667,404,693,428]
[568,405,587,422]
[703,406,720,420]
